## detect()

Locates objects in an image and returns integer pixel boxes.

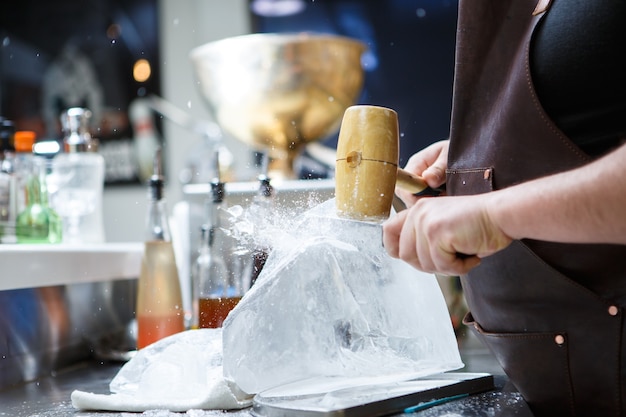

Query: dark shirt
[530,0,626,156]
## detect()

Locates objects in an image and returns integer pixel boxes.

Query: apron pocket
[463,312,576,417]
[446,167,493,196]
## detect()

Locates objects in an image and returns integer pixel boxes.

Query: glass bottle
[13,131,38,213]
[136,148,184,349]
[192,179,242,328]
[0,118,17,243]
[16,157,63,244]
[49,107,105,243]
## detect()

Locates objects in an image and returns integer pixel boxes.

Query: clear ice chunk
[222,199,463,395]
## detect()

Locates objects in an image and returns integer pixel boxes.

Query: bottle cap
[257,174,273,198]
[149,147,164,200]
[210,180,225,203]
[61,107,92,152]
[14,131,36,153]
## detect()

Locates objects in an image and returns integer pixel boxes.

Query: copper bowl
[190,33,366,178]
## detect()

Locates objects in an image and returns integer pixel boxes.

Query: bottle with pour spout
[136,148,184,348]
[192,151,243,328]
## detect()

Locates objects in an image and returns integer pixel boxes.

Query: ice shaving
[71,329,253,412]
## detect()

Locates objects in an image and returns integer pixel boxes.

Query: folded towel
[71,329,253,412]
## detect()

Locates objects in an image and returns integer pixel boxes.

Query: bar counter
[0,332,535,417]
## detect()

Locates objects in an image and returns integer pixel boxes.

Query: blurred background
[0,0,458,242]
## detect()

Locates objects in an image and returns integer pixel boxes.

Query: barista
[383,1,626,416]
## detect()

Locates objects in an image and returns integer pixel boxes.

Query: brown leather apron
[447,1,626,416]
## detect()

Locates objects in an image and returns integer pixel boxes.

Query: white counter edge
[0,242,143,291]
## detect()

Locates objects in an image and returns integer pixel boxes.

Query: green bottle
[16,158,62,244]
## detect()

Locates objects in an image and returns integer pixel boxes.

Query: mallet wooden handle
[396,168,442,197]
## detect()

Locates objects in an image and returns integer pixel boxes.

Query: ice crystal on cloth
[71,329,252,412]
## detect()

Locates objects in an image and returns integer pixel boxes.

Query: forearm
[489,143,626,244]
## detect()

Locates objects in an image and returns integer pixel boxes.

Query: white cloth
[71,329,252,412]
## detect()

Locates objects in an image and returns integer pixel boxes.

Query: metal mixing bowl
[190,33,366,178]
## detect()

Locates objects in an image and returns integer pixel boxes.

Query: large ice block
[222,199,463,395]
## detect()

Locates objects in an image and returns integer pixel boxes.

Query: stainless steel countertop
[0,360,253,417]
[0,333,535,417]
